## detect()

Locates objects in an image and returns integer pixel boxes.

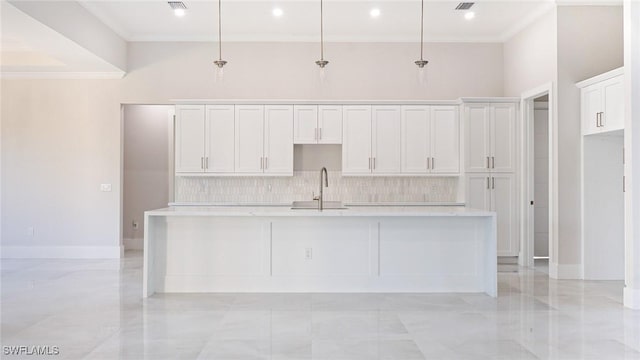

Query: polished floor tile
[1,251,639,359]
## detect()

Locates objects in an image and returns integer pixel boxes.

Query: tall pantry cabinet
[465,102,519,257]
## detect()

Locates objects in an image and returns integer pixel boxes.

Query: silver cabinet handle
[487,177,490,189]
[487,156,490,169]
[201,157,204,170]
[600,112,605,127]
[373,157,376,170]
[596,113,600,127]
[427,157,430,170]
[492,156,495,169]
[265,157,268,170]
[260,157,263,170]
[369,157,371,170]
[432,157,435,170]
[205,157,209,170]
[492,177,495,189]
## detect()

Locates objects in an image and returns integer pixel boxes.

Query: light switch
[100,184,112,192]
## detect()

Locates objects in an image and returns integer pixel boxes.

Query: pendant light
[415,0,429,68]
[315,0,329,68]
[213,0,227,68]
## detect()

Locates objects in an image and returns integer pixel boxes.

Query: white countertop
[146,205,495,217]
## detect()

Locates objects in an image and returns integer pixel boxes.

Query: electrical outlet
[305,247,313,260]
[27,227,34,237]
[132,221,139,230]
[100,184,112,192]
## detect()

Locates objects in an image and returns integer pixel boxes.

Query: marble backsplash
[175,171,459,204]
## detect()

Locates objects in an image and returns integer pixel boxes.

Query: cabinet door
[491,103,516,173]
[401,106,430,173]
[318,105,343,144]
[601,76,624,132]
[372,106,401,174]
[582,86,602,135]
[175,105,205,173]
[465,104,492,172]
[235,105,265,173]
[342,106,372,174]
[466,174,491,211]
[205,105,235,173]
[293,105,318,144]
[431,106,460,174]
[264,105,294,175]
[492,174,518,257]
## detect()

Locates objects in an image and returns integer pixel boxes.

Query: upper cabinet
[401,105,459,175]
[294,105,342,144]
[578,68,624,135]
[175,104,234,174]
[235,105,293,175]
[465,102,517,173]
[342,106,402,175]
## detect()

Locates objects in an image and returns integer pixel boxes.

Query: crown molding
[1,71,126,79]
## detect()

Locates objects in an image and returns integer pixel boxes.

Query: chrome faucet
[313,167,329,211]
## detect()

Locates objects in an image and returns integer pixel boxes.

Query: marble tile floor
[1,251,639,360]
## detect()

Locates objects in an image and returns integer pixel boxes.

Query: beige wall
[122,105,172,246]
[1,41,505,254]
[1,80,121,249]
[121,42,504,102]
[556,6,624,266]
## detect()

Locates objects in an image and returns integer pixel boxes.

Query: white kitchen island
[143,206,497,297]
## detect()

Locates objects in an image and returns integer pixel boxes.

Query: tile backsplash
[175,171,459,204]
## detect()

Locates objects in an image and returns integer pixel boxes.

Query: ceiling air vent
[168,1,187,10]
[455,2,475,10]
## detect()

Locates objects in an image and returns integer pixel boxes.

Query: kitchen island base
[144,208,497,297]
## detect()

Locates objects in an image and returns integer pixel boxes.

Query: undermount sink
[291,201,348,210]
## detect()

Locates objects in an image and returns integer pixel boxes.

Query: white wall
[556,6,623,267]
[1,80,122,258]
[534,105,549,258]
[123,105,171,249]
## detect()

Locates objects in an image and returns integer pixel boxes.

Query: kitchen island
[143,206,497,297]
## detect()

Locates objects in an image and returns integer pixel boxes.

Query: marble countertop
[146,205,495,217]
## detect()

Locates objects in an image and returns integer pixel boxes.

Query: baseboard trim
[0,245,123,259]
[123,238,144,250]
[624,287,640,310]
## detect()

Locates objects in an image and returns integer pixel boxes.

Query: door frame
[519,83,558,278]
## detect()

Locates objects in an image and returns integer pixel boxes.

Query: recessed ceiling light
[370,8,381,18]
[168,2,187,17]
[464,11,475,20]
[272,8,283,17]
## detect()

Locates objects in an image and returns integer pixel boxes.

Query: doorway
[122,105,174,250]
[520,83,556,275]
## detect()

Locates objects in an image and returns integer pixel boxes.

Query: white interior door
[430,106,460,174]
[175,105,205,173]
[235,105,265,173]
[264,105,294,175]
[372,106,401,174]
[465,104,491,172]
[318,105,343,144]
[492,103,516,173]
[342,106,372,174]
[401,105,430,173]
[205,105,235,173]
[492,174,518,257]
[293,105,318,144]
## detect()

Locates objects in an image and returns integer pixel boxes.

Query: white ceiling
[78,0,558,43]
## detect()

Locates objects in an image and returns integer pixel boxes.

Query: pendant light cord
[419,0,424,61]
[218,0,222,61]
[320,0,324,60]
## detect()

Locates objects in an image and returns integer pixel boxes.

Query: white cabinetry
[401,105,459,175]
[342,106,401,175]
[175,104,234,174]
[578,68,624,135]
[467,173,518,256]
[235,105,293,175]
[465,103,516,173]
[294,105,342,144]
